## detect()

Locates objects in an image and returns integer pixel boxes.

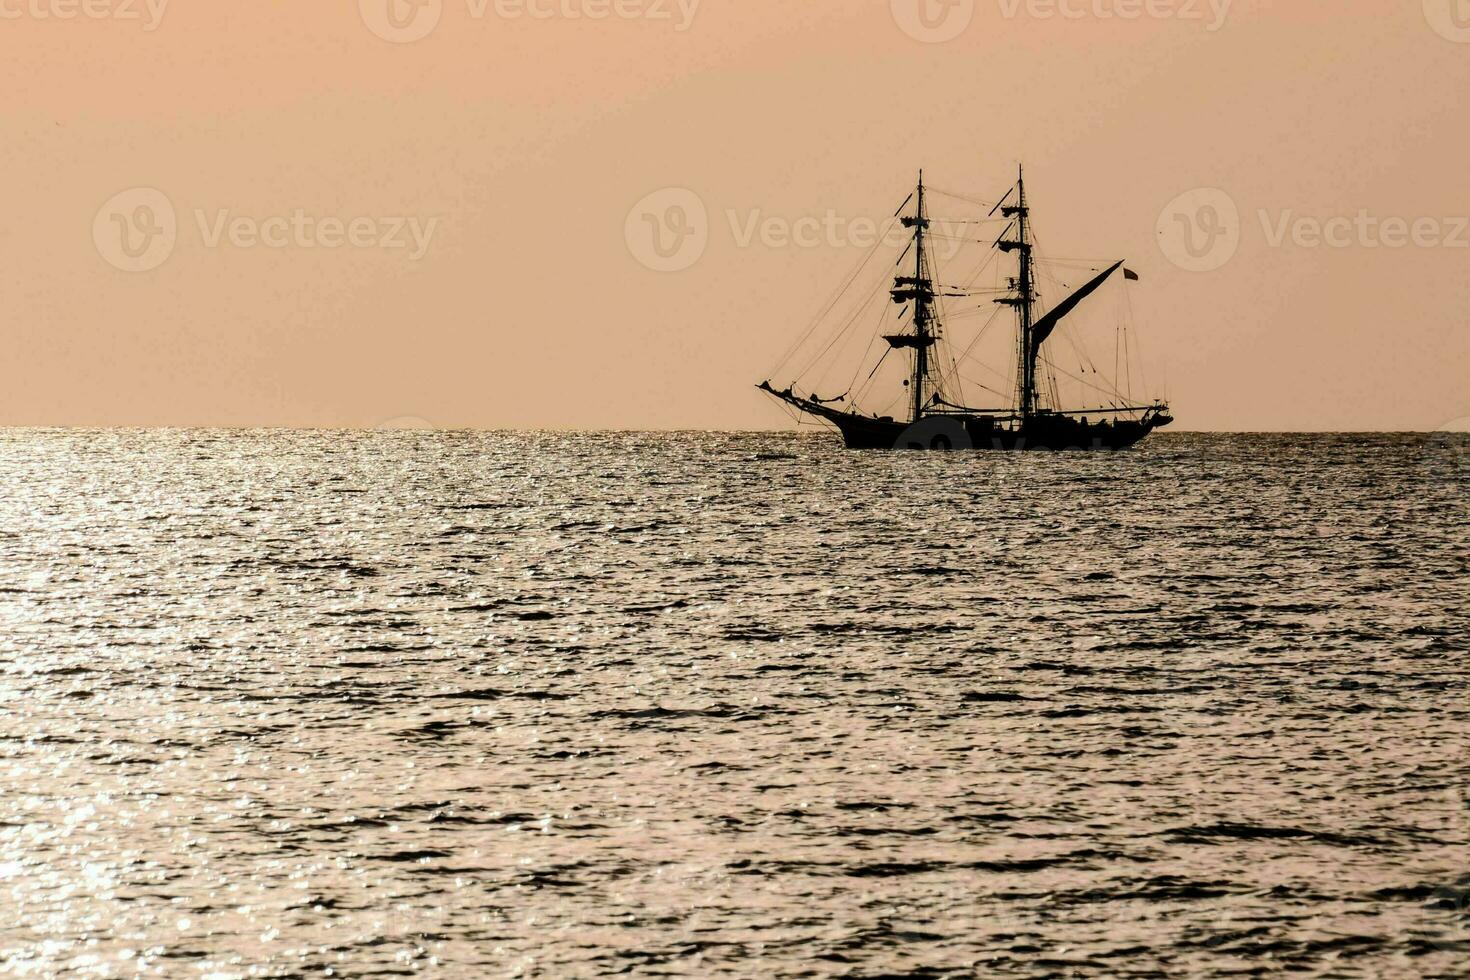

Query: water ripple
[0,430,1465,977]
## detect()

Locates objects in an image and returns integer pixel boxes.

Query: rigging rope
[926,186,1001,211]
[765,210,901,379]
[788,261,890,385]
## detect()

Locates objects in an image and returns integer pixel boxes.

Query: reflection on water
[0,430,1465,976]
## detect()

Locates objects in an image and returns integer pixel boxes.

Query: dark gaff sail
[1029,260,1124,359]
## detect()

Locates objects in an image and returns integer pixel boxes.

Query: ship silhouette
[758,169,1173,450]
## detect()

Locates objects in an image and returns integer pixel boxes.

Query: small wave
[1157,823,1383,847]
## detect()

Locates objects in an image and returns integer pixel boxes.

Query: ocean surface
[0,429,1466,979]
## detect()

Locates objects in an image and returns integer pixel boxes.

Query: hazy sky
[3,1,1467,430]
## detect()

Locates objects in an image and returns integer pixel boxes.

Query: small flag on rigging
[1123,268,1140,281]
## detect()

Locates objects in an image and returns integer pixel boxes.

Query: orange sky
[2,1,1467,430]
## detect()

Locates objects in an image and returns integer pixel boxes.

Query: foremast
[913,174,931,422]
[887,171,939,423]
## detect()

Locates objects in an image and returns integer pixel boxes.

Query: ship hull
[831,412,1166,451]
[755,383,1171,451]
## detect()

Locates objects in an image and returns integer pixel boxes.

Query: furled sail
[1029,260,1124,356]
[890,276,934,305]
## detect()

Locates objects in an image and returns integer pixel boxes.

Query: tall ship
[757,169,1172,450]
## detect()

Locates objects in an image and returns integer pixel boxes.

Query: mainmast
[995,167,1037,418]
[1017,172,1037,417]
[910,172,932,422]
